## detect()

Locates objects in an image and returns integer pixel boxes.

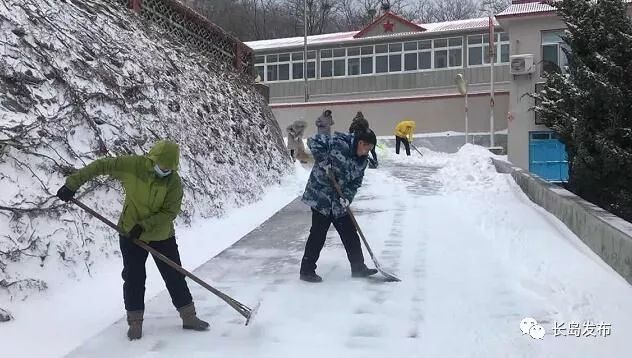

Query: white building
[245,0,632,183]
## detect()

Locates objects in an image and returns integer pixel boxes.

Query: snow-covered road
[60,146,632,356]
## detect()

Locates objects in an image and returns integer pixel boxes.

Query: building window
[255,66,264,80]
[321,48,346,77]
[403,41,418,71]
[467,35,484,66]
[360,46,373,74]
[347,47,360,76]
[499,32,510,63]
[541,30,569,75]
[389,43,402,72]
[258,51,315,82]
[346,46,374,76]
[433,37,462,69]
[291,51,316,80]
[375,44,388,73]
[333,48,345,76]
[467,32,510,66]
[348,57,360,76]
[448,37,463,67]
[320,49,333,78]
[255,55,265,80]
[418,40,432,70]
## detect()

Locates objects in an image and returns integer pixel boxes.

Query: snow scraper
[71,198,261,326]
[327,172,401,282]
[411,143,424,157]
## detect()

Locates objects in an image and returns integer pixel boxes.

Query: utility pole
[303,0,309,103]
[488,3,495,148]
[455,74,469,144]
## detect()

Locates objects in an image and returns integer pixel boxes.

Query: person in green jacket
[56,140,209,340]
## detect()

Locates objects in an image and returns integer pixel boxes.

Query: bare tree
[487,0,511,14]
[431,0,480,22]
[409,0,437,23]
[332,0,415,31]
[410,0,511,23]
[336,0,381,31]
[283,0,336,35]
[183,0,513,40]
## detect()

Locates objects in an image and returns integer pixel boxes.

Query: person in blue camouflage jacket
[300,129,378,282]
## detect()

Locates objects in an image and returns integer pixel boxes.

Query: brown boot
[177,303,210,331]
[126,310,144,340]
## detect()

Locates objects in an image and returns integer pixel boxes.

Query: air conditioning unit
[510,54,535,75]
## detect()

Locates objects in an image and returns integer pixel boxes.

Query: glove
[126,224,144,241]
[320,162,331,172]
[339,197,350,208]
[56,185,76,202]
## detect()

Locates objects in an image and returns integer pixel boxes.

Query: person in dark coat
[299,129,379,282]
[315,109,334,135]
[348,111,378,168]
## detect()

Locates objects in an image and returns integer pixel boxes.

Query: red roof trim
[353,11,426,39]
[270,91,510,109]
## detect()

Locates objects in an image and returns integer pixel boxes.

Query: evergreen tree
[533,0,632,221]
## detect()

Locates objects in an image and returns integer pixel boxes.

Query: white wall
[271,92,509,138]
[499,15,566,170]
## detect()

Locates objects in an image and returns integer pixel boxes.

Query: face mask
[154,164,172,177]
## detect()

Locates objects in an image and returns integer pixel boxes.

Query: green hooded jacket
[65,140,183,242]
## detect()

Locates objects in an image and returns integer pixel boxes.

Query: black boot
[300,272,323,283]
[351,265,378,278]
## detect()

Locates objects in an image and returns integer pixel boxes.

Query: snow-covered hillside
[0,0,290,309]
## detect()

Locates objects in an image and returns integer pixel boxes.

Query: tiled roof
[496,1,556,17]
[497,0,632,18]
[245,17,501,51]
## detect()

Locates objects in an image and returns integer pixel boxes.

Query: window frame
[259,51,316,82]
[467,32,510,67]
[541,30,569,76]
[433,36,463,69]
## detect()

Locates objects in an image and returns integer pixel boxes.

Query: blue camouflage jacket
[302,132,368,219]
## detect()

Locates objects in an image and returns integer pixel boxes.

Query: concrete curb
[492,158,632,285]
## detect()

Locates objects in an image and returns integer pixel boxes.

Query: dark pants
[120,236,193,311]
[300,209,366,274]
[395,136,410,156]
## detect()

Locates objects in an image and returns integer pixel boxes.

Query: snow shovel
[410,142,424,157]
[70,198,260,326]
[327,171,401,282]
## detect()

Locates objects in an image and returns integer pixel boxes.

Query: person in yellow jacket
[394,120,416,156]
[55,140,209,340]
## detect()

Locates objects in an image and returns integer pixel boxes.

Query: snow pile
[375,140,452,167]
[0,0,290,306]
[433,143,508,193]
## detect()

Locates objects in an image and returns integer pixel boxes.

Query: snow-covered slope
[0,0,290,307]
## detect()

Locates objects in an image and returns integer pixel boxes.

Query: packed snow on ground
[0,162,310,358]
[33,144,632,358]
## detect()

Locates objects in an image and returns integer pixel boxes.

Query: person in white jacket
[287,120,307,162]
